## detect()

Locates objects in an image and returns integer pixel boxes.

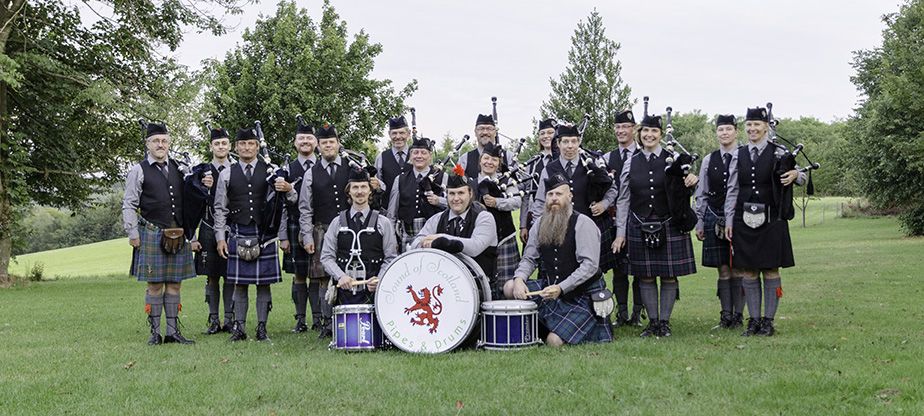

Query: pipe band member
[285,119,319,333]
[459,113,518,179]
[386,136,447,253]
[472,142,522,299]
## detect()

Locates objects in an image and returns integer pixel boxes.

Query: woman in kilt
[386,136,447,253]
[613,114,699,338]
[472,142,521,300]
[693,114,744,330]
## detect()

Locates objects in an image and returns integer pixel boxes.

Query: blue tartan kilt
[397,217,427,254]
[307,223,330,278]
[597,217,622,274]
[195,222,227,277]
[131,223,195,283]
[627,214,696,278]
[525,277,613,344]
[283,219,312,275]
[226,223,282,286]
[701,207,731,268]
[494,233,521,293]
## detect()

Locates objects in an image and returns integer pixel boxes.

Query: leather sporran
[714,216,728,241]
[325,276,339,306]
[640,222,664,249]
[742,202,768,229]
[235,237,261,261]
[160,227,186,254]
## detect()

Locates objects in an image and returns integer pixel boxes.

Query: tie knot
[218,165,226,172]
[353,212,363,224]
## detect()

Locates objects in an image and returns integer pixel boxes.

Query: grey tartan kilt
[226,223,282,286]
[597,217,622,274]
[626,213,696,278]
[701,207,731,268]
[307,223,330,278]
[131,222,196,283]
[494,233,521,286]
[195,223,227,277]
[283,219,312,275]
[525,277,613,344]
[397,217,427,254]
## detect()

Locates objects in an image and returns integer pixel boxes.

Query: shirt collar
[449,207,470,220]
[211,159,232,170]
[620,142,637,153]
[322,156,341,169]
[297,154,317,167]
[350,206,371,221]
[748,139,769,154]
[639,145,663,158]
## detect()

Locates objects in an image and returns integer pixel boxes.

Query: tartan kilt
[226,223,282,285]
[701,207,731,267]
[131,223,195,283]
[195,223,227,277]
[597,217,621,274]
[283,219,312,275]
[731,212,795,269]
[525,277,613,344]
[307,223,331,278]
[627,214,696,278]
[494,233,521,290]
[397,217,427,254]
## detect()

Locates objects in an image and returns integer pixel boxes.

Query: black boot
[227,322,247,342]
[164,332,196,344]
[291,314,308,333]
[202,315,222,335]
[711,311,733,330]
[639,320,660,338]
[611,312,629,328]
[658,320,672,337]
[221,321,234,333]
[729,313,744,329]
[627,311,644,327]
[148,315,162,345]
[756,317,775,336]
[741,317,761,336]
[318,317,332,339]
[256,322,271,341]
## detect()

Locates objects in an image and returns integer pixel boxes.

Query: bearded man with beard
[504,173,613,347]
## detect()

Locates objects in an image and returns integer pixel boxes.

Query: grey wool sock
[164,293,181,336]
[763,278,782,319]
[146,293,163,336]
[205,283,220,320]
[742,278,762,320]
[233,288,249,333]
[659,280,679,321]
[222,282,234,323]
[308,282,321,326]
[730,277,745,315]
[256,286,272,324]
[717,279,732,313]
[639,280,659,322]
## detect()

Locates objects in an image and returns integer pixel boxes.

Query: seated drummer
[320,168,397,305]
[386,136,448,253]
[505,173,613,347]
[411,172,498,282]
[472,142,521,299]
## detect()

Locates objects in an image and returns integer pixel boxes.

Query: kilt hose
[226,223,282,286]
[397,217,427,254]
[195,222,227,277]
[525,277,613,344]
[626,213,696,278]
[131,222,195,283]
[701,207,731,268]
[307,223,331,279]
[283,219,312,275]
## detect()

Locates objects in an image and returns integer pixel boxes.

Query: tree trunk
[0,79,10,285]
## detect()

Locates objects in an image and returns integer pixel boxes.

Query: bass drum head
[454,252,492,303]
[375,248,481,353]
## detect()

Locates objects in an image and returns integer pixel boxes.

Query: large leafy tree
[206,0,417,158]
[0,0,243,284]
[540,10,632,152]
[848,0,924,235]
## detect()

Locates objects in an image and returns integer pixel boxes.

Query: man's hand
[426,192,439,206]
[725,226,733,241]
[337,275,353,290]
[129,238,141,248]
[511,278,528,300]
[483,195,497,208]
[590,202,605,216]
[191,241,203,251]
[519,228,528,244]
[540,284,562,301]
[217,240,229,259]
[201,174,214,188]
[370,177,381,191]
[367,277,379,292]
[684,173,699,188]
[781,169,798,186]
[274,178,293,193]
[695,229,705,241]
[612,237,626,253]
[420,234,445,249]
[280,239,290,253]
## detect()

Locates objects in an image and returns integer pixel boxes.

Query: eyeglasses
[148,139,170,145]
[475,126,496,132]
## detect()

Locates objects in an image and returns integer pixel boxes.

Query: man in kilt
[723,107,805,337]
[214,127,297,342]
[284,119,319,333]
[122,122,196,345]
[386,136,447,253]
[192,126,234,335]
[694,114,745,330]
[613,114,699,338]
[374,115,412,216]
[458,114,518,179]
[471,142,521,299]
[320,168,397,305]
[602,110,644,327]
[505,173,613,346]
[411,172,498,284]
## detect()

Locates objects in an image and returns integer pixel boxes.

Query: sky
[169,0,902,147]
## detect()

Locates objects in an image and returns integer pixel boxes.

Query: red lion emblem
[404,284,443,333]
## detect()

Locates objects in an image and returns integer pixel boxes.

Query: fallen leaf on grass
[687,392,693,396]
[736,345,745,349]
[809,323,816,328]
[877,389,900,399]
[219,359,229,364]
[686,367,692,371]
[588,352,599,356]
[123,361,137,370]
[161,360,167,365]
[841,337,847,340]
[457,401,463,409]
[901,378,909,382]
[694,357,705,360]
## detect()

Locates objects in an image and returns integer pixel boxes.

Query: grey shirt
[410,206,498,258]
[212,159,296,242]
[122,155,176,240]
[599,142,637,213]
[723,140,806,228]
[513,211,601,294]
[476,173,521,211]
[386,166,449,223]
[614,146,664,238]
[693,147,736,231]
[298,156,344,245]
[319,206,397,279]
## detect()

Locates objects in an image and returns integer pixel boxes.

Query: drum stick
[350,278,379,286]
[525,290,546,297]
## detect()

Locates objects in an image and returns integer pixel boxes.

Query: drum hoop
[333,304,375,313]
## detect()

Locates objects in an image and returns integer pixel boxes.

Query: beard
[538,199,573,247]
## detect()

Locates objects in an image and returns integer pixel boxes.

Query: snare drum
[332,304,383,351]
[375,248,491,353]
[480,300,539,350]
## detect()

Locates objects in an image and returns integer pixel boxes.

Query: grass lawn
[1,200,922,414]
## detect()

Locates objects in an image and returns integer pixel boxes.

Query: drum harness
[325,213,380,306]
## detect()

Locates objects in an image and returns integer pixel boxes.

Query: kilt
[283,219,312,275]
[195,222,227,277]
[131,222,195,283]
[494,233,521,290]
[397,217,427,254]
[597,218,622,274]
[732,211,794,269]
[701,207,731,268]
[525,277,612,344]
[307,223,331,278]
[627,213,696,278]
[226,223,282,285]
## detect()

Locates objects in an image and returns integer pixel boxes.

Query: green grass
[2,199,922,414]
[10,238,133,279]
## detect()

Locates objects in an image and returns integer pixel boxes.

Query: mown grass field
[1,198,922,414]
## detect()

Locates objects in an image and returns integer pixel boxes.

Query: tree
[848,0,924,235]
[206,0,417,159]
[540,10,632,152]
[0,0,243,284]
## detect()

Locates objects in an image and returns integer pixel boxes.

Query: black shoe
[639,320,660,338]
[318,326,332,339]
[148,333,163,345]
[658,320,672,337]
[627,311,644,327]
[227,330,247,342]
[164,332,196,344]
[202,318,222,335]
[221,322,234,333]
[611,313,629,328]
[728,313,744,329]
[711,312,733,330]
[756,317,775,336]
[291,315,308,333]
[256,322,271,341]
[741,317,761,336]
[310,321,320,331]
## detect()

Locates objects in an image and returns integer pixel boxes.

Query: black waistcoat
[736,145,776,208]
[286,159,310,222]
[227,161,269,226]
[607,147,635,191]
[705,150,730,210]
[464,149,482,179]
[139,159,185,228]
[628,151,671,218]
[311,160,351,224]
[202,163,226,225]
[538,213,601,298]
[545,158,591,217]
[335,210,384,278]
[397,169,445,230]
[472,176,516,238]
[436,207,497,279]
[380,149,410,206]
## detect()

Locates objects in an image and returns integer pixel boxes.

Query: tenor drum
[331,304,383,351]
[480,300,540,350]
[375,248,491,353]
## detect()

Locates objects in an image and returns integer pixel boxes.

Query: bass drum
[375,248,491,353]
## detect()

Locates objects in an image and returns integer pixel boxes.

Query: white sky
[172,0,901,146]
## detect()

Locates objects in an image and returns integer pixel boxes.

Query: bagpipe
[564,114,615,208]
[252,120,292,245]
[424,134,469,194]
[765,102,821,220]
[662,106,699,177]
[649,101,699,232]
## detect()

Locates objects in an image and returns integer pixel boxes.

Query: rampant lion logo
[404,284,443,333]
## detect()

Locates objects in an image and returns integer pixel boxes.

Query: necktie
[352,212,364,230]
[397,151,406,166]
[304,160,311,171]
[750,147,758,163]
[416,173,423,183]
[622,148,629,162]
[218,165,226,173]
[245,164,252,181]
[449,217,462,236]
[566,161,574,178]
[648,153,655,163]
[723,153,732,172]
[328,162,336,178]
[155,161,168,178]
